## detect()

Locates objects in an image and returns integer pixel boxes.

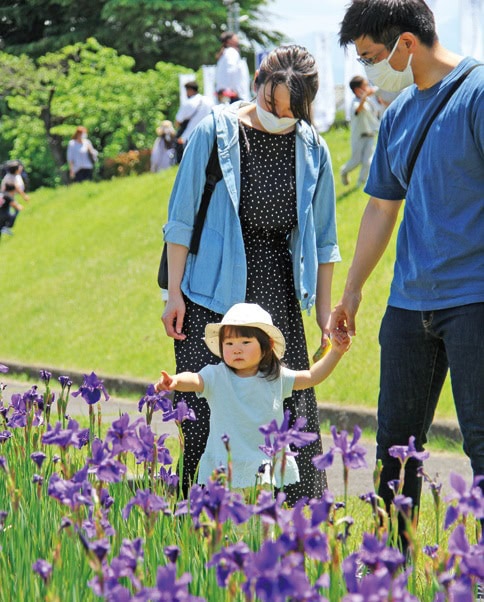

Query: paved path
[1,378,472,497]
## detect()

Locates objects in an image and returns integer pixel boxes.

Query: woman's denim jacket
[163,102,341,315]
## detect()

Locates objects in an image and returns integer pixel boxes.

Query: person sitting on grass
[155,303,351,490]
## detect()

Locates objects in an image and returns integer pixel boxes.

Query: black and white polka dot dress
[174,122,327,502]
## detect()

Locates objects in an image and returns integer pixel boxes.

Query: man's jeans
[376,303,484,519]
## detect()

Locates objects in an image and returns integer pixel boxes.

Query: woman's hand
[316,308,332,351]
[161,291,187,340]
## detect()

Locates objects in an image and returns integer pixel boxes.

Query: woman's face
[257,83,294,119]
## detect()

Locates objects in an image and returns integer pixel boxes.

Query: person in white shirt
[215,32,251,102]
[174,81,214,163]
[340,76,383,187]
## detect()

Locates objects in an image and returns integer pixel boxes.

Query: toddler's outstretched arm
[293,332,351,390]
[155,370,204,393]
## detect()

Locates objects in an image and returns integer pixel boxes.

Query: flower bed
[0,365,482,601]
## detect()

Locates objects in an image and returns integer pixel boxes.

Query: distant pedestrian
[174,81,214,164]
[215,31,251,103]
[67,126,98,182]
[0,185,23,238]
[151,121,176,173]
[340,76,382,188]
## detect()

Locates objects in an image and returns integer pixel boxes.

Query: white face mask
[256,102,298,134]
[364,36,414,92]
[81,132,88,140]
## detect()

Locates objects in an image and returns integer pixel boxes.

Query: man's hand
[330,290,362,338]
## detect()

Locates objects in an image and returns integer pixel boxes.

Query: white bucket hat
[204,303,286,359]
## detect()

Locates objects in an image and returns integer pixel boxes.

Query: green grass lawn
[0,126,455,418]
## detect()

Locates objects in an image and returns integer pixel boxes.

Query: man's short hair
[184,81,199,92]
[339,0,437,48]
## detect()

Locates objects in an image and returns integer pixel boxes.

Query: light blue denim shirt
[164,102,341,315]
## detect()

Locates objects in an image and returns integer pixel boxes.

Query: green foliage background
[0,126,456,419]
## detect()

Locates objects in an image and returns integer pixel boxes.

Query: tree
[0,38,191,187]
[0,0,284,71]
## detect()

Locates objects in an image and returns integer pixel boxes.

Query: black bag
[158,138,222,289]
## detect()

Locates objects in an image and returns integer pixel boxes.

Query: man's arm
[331,196,403,336]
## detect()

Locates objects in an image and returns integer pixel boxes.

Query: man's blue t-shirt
[365,57,483,311]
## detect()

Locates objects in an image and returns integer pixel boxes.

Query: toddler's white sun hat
[204,303,286,359]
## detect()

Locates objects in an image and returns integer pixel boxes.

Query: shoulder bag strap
[407,63,482,184]
[189,137,223,255]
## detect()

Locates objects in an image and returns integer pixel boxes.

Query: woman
[162,45,341,503]
[67,126,98,182]
[150,121,176,173]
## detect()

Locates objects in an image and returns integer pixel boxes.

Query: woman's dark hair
[339,0,437,49]
[219,325,281,380]
[255,45,319,125]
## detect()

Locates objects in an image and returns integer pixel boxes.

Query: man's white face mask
[364,36,414,92]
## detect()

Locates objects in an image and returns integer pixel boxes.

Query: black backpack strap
[189,138,223,255]
[407,63,482,184]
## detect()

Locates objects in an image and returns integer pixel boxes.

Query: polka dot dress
[174,122,327,502]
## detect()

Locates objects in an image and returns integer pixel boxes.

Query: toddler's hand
[332,331,352,355]
[155,370,175,392]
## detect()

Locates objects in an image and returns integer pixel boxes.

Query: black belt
[361,133,374,138]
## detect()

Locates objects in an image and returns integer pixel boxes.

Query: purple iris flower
[309,490,335,526]
[188,481,252,527]
[164,545,180,564]
[32,558,52,582]
[122,489,169,519]
[0,431,12,444]
[393,494,413,516]
[388,436,430,464]
[278,500,330,562]
[259,411,318,459]
[88,438,127,483]
[42,419,89,450]
[58,375,72,389]
[104,413,144,456]
[242,541,317,602]
[207,541,251,587]
[0,456,8,471]
[448,524,484,581]
[71,372,110,405]
[0,364,8,373]
[7,387,44,428]
[30,451,47,468]
[39,370,52,383]
[313,425,367,472]
[118,537,144,572]
[159,466,179,489]
[32,474,43,485]
[343,556,417,600]
[252,490,287,525]
[138,384,172,414]
[444,473,484,529]
[147,563,204,602]
[162,399,196,423]
[357,533,406,576]
[47,465,94,510]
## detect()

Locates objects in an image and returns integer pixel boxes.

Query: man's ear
[400,32,417,51]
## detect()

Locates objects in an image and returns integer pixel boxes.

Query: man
[174,81,213,163]
[215,31,251,102]
[333,0,483,552]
